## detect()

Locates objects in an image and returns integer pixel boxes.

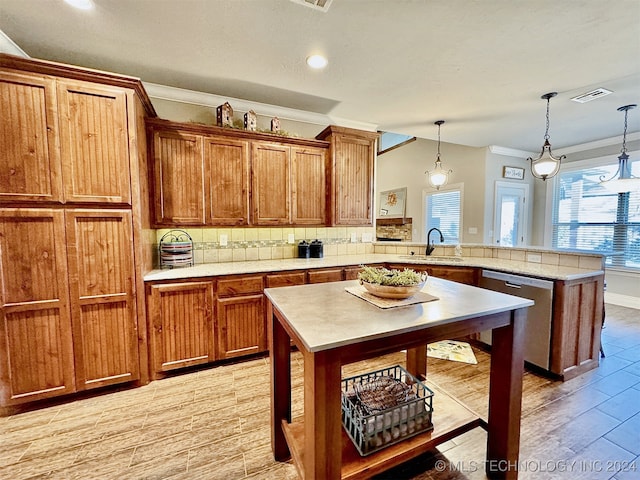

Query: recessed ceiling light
[64,0,93,10]
[306,54,328,69]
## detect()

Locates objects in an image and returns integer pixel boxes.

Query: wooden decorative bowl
[360,277,427,299]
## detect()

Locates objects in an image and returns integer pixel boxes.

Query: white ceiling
[1,0,639,152]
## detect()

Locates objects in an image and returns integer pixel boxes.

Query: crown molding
[490,131,640,159]
[143,82,378,132]
[554,132,640,155]
[488,145,534,158]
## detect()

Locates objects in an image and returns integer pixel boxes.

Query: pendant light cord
[544,96,551,140]
[621,108,628,154]
[436,122,441,160]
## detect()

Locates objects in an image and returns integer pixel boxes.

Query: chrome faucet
[426,228,444,256]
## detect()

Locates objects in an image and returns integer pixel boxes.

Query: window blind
[425,189,461,244]
[552,159,640,270]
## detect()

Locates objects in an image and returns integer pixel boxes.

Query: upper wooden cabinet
[204,136,250,225]
[251,142,328,226]
[251,141,291,225]
[0,57,153,206]
[316,126,378,226]
[0,71,62,203]
[291,146,327,225]
[152,129,206,225]
[57,81,131,204]
[147,119,329,227]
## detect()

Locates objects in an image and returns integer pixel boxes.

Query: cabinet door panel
[217,294,265,358]
[58,81,131,204]
[0,209,75,405]
[335,134,374,225]
[148,282,214,374]
[0,71,62,202]
[251,142,290,225]
[153,130,205,225]
[204,136,249,225]
[66,210,139,389]
[291,147,326,225]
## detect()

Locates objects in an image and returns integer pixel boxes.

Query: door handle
[505,282,522,289]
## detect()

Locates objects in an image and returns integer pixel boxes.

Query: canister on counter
[310,239,324,258]
[298,240,310,258]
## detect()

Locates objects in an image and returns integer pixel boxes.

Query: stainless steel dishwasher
[479,269,554,370]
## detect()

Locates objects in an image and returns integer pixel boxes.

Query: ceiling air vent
[571,88,613,103]
[290,0,333,12]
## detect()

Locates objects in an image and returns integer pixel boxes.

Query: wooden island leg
[269,303,292,461]
[486,307,526,480]
[303,349,342,480]
[406,345,427,380]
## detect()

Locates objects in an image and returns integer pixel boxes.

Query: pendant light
[426,120,452,190]
[527,92,565,181]
[599,104,640,193]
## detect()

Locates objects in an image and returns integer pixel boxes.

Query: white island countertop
[265,277,533,352]
[144,253,603,282]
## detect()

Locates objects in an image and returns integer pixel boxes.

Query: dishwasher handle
[482,269,554,290]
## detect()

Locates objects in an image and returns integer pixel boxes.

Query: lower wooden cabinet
[551,275,604,380]
[216,275,265,359]
[0,208,141,406]
[387,264,478,285]
[0,209,75,405]
[266,271,306,288]
[147,281,214,374]
[307,268,344,284]
[66,210,140,390]
[216,294,265,359]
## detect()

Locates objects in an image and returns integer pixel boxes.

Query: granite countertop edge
[143,254,604,282]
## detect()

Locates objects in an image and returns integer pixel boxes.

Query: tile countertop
[143,253,604,282]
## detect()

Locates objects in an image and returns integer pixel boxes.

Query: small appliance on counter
[310,239,324,258]
[298,240,310,258]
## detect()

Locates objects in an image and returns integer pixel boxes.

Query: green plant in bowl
[358,266,427,299]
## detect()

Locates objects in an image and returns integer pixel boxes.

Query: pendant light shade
[426,120,452,190]
[527,92,565,181]
[599,104,640,193]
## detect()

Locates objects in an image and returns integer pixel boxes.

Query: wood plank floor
[0,303,638,480]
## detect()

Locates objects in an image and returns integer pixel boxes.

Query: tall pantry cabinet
[0,54,156,408]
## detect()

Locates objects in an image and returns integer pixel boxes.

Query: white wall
[376,138,486,243]
[483,149,536,245]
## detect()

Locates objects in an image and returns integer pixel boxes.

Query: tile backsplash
[154,226,376,266]
[372,243,605,270]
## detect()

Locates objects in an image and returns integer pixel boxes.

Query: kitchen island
[266,277,533,480]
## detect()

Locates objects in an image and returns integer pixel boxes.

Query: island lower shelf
[282,381,484,480]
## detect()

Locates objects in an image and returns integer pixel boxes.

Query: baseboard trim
[605,292,640,310]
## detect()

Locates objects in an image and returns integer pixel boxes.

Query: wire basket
[341,365,434,456]
[159,230,193,269]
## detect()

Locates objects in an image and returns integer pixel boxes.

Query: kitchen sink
[399,255,463,262]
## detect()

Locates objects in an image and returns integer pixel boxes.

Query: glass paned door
[494,182,528,246]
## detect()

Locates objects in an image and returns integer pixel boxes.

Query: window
[423,185,462,244]
[551,154,640,270]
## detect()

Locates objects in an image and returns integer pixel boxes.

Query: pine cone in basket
[355,376,412,414]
